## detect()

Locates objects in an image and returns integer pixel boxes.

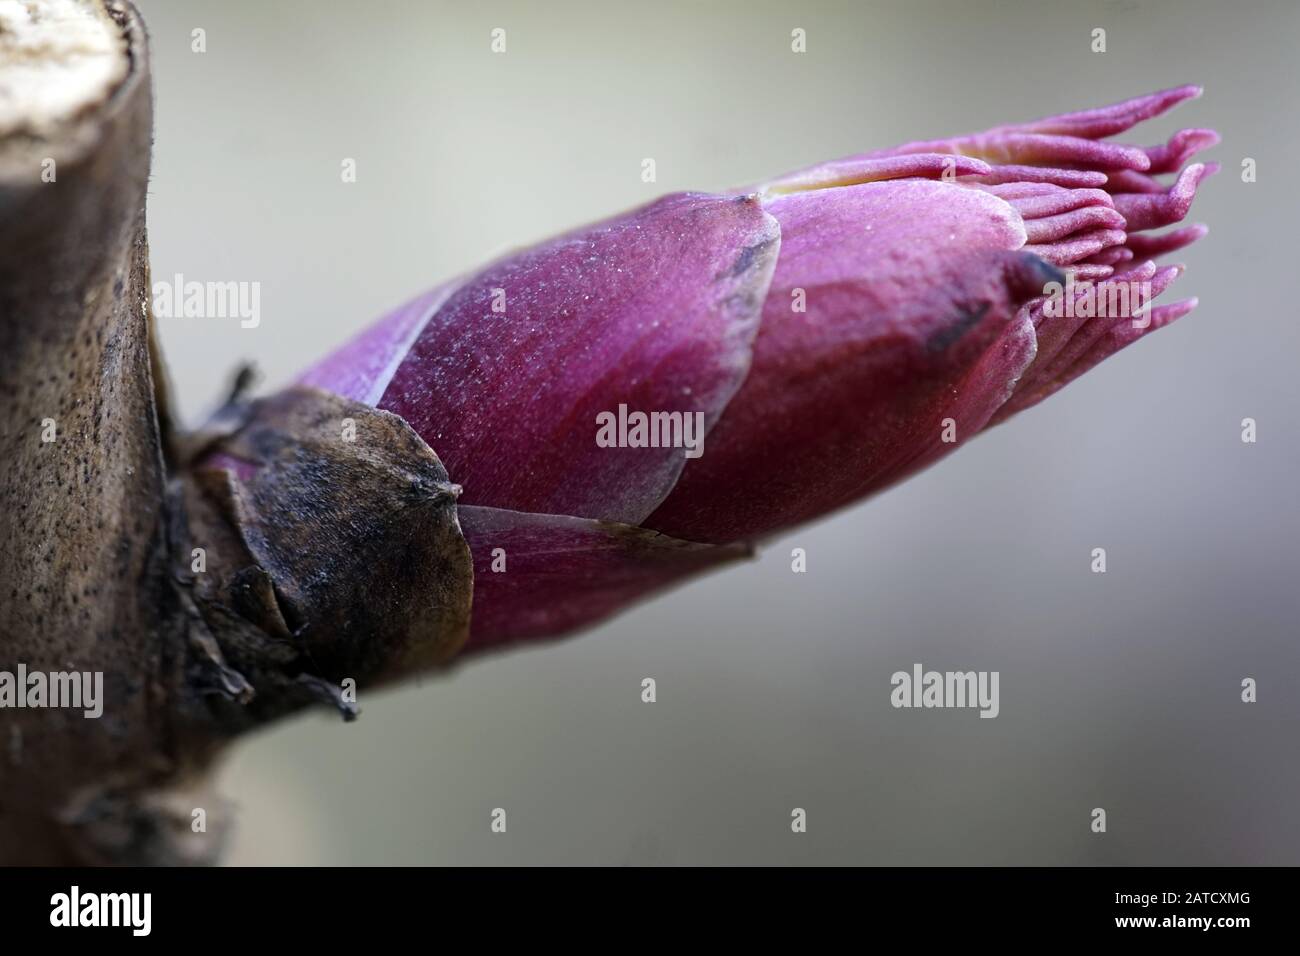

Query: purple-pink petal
[644,179,1048,543]
[458,505,747,652]
[365,192,781,525]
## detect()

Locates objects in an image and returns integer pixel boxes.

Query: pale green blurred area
[133,0,1300,864]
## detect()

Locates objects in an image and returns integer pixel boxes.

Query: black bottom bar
[0,866,1280,941]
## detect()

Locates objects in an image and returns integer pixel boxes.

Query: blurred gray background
[134,0,1299,864]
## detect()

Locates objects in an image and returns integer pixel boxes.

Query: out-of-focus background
[134,0,1299,864]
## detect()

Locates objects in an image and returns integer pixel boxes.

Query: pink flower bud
[288,86,1215,655]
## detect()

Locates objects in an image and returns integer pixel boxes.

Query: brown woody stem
[1,3,479,863]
